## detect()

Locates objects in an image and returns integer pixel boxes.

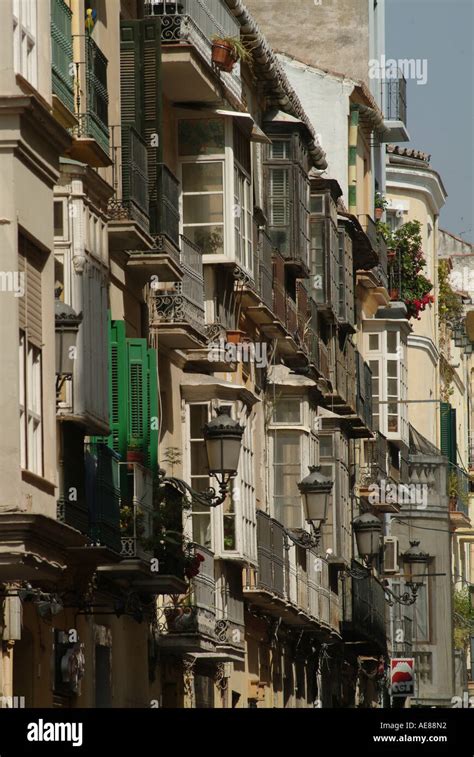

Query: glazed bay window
[178,117,253,271]
[337,227,354,324]
[310,191,339,314]
[319,430,350,561]
[265,136,310,270]
[185,400,256,559]
[188,403,212,549]
[366,328,408,444]
[270,397,317,529]
[13,0,37,87]
[19,332,43,475]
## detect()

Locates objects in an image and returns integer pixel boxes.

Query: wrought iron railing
[84,442,121,553]
[151,235,205,333]
[449,465,470,518]
[161,545,216,637]
[383,69,407,126]
[70,111,110,155]
[343,562,387,650]
[156,164,180,247]
[51,0,74,113]
[144,0,241,99]
[119,462,154,561]
[258,230,274,311]
[69,37,110,153]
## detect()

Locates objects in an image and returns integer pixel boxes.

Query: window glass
[270,140,290,159]
[273,432,301,528]
[182,162,224,254]
[319,435,333,458]
[369,334,379,351]
[387,332,398,353]
[178,119,225,156]
[310,194,324,214]
[188,403,211,548]
[54,202,64,237]
[310,219,324,302]
[272,398,302,424]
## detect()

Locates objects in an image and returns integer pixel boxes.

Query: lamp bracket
[157,468,228,508]
[285,527,320,551]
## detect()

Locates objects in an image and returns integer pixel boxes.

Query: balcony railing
[108,126,150,232]
[119,462,154,561]
[156,163,180,247]
[383,70,407,126]
[84,36,109,153]
[258,230,274,311]
[358,214,388,286]
[247,512,340,632]
[150,235,205,334]
[84,442,121,553]
[449,465,470,518]
[343,561,387,650]
[144,0,241,100]
[51,0,74,113]
[272,251,287,326]
[163,545,216,638]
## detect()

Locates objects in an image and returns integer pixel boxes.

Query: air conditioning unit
[384,536,399,573]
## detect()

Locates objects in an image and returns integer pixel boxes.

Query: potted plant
[127,438,145,469]
[211,36,252,73]
[226,329,245,344]
[374,192,388,220]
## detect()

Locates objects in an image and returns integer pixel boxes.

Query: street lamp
[55,300,82,398]
[284,466,333,549]
[352,511,382,563]
[383,540,431,606]
[158,409,244,507]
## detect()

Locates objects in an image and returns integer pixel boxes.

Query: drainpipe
[348,105,359,215]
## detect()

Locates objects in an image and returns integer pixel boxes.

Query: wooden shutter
[127,338,148,447]
[120,21,144,205]
[145,347,159,472]
[107,319,127,456]
[142,18,162,234]
[18,235,43,347]
[440,401,452,463]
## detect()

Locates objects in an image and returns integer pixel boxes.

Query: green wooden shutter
[440,401,453,463]
[146,348,159,472]
[126,338,149,447]
[107,319,128,457]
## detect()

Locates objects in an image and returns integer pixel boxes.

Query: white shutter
[384,537,399,573]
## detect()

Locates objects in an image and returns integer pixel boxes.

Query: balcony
[243,512,340,637]
[159,546,218,653]
[381,70,409,143]
[342,562,388,653]
[241,228,274,315]
[97,459,186,594]
[108,126,152,251]
[84,443,121,554]
[124,165,183,282]
[348,350,374,439]
[149,235,207,349]
[356,215,388,289]
[144,0,242,103]
[51,0,75,125]
[119,462,154,562]
[67,38,111,167]
[358,434,401,513]
[449,467,471,529]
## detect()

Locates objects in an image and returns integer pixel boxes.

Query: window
[272,398,302,425]
[178,119,225,157]
[309,194,339,310]
[13,0,37,87]
[19,332,43,475]
[181,162,224,254]
[234,166,252,271]
[188,403,212,548]
[270,139,290,160]
[268,166,290,253]
[54,201,65,238]
[366,330,407,441]
[273,432,302,528]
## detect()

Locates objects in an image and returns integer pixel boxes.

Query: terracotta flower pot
[127,449,145,470]
[389,289,399,301]
[226,329,245,344]
[212,40,238,72]
[375,207,384,220]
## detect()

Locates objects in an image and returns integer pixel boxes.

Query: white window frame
[178,117,253,274]
[365,328,408,442]
[19,331,43,475]
[13,0,38,87]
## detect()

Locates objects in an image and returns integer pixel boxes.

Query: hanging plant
[378,220,434,320]
[211,36,253,72]
[438,260,463,327]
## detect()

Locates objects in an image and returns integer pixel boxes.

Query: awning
[180,373,259,407]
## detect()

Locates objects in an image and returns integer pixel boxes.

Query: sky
[386,0,473,241]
